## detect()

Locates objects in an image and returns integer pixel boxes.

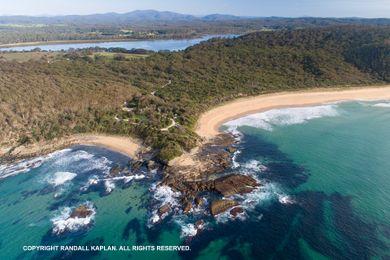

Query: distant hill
[202,14,242,21]
[0,10,222,25]
[0,10,389,26]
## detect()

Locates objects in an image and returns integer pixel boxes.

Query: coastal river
[0,101,389,259]
[0,35,235,52]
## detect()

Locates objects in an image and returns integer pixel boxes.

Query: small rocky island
[69,205,94,219]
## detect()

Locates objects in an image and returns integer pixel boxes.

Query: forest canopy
[0,26,389,161]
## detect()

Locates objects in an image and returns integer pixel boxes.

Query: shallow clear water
[0,101,389,259]
[0,35,235,52]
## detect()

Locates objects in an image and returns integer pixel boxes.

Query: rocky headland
[157,133,260,218]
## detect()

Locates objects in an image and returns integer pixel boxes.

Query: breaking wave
[242,160,268,173]
[224,104,339,132]
[52,150,112,176]
[372,102,390,108]
[104,180,116,194]
[51,201,96,235]
[0,149,72,180]
[46,172,77,186]
[175,219,205,238]
[148,184,181,226]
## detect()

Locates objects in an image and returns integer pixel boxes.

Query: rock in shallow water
[194,196,204,207]
[183,202,193,214]
[210,199,238,216]
[195,219,205,229]
[214,174,259,196]
[158,204,171,216]
[109,164,123,177]
[69,205,93,219]
[230,207,244,217]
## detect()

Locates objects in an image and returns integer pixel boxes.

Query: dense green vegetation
[0,26,389,161]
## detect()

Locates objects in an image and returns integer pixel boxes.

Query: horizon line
[0,9,388,20]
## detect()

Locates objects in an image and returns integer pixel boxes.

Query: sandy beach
[196,85,390,140]
[0,134,141,161]
[76,135,141,158]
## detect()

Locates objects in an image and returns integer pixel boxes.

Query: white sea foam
[88,175,100,185]
[152,185,181,207]
[175,218,206,238]
[148,184,181,226]
[214,209,239,223]
[51,202,96,235]
[52,150,94,167]
[232,150,241,168]
[240,182,285,208]
[180,223,198,238]
[47,172,77,186]
[372,102,390,108]
[85,156,112,176]
[0,149,72,180]
[278,195,295,204]
[224,104,339,132]
[242,159,268,173]
[53,150,112,176]
[216,181,291,224]
[81,174,145,192]
[113,174,146,183]
[104,180,115,193]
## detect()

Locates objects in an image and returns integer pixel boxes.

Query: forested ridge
[0,26,389,161]
[1,13,389,45]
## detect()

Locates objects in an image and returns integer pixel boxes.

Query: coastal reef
[159,133,260,218]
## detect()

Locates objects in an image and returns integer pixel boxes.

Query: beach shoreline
[195,85,390,140]
[0,134,142,163]
[169,85,390,169]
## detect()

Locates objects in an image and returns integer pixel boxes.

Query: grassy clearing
[0,52,62,62]
[91,52,150,60]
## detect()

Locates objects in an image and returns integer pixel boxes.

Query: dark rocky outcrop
[183,202,193,214]
[158,204,171,216]
[161,133,260,218]
[69,205,93,219]
[210,199,238,216]
[214,174,259,196]
[109,164,122,177]
[230,207,244,217]
[195,219,205,229]
[194,196,204,207]
[131,160,144,171]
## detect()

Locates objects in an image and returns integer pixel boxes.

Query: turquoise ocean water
[0,100,389,259]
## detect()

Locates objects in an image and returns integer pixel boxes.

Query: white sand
[196,86,390,140]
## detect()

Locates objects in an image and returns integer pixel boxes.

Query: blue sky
[0,0,389,18]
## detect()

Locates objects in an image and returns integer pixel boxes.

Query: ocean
[0,100,389,259]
